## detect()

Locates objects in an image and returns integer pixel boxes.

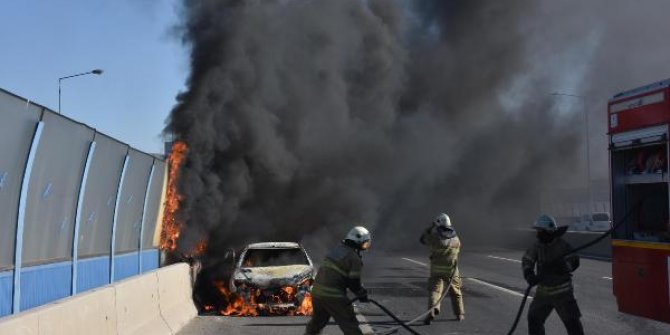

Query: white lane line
[467,278,532,299]
[602,276,613,280]
[354,306,374,334]
[401,257,531,298]
[487,255,522,263]
[401,257,428,267]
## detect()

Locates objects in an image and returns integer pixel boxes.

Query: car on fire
[229,242,315,315]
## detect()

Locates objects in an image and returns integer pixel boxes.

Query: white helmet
[433,213,452,229]
[345,226,371,245]
[534,214,557,232]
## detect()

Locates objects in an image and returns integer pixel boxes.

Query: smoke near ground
[166,0,668,256]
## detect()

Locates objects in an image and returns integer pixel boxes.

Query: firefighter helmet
[345,226,371,249]
[433,213,452,229]
[533,214,558,232]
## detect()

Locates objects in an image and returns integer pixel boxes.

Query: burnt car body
[229,242,314,313]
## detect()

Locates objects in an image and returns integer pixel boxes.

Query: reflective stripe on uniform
[537,281,573,296]
[323,259,359,278]
[431,265,454,271]
[321,259,348,277]
[433,248,460,256]
[311,283,346,298]
[430,264,454,275]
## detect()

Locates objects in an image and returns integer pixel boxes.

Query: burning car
[228,242,315,316]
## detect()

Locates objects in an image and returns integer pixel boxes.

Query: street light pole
[58,69,104,114]
[551,92,593,214]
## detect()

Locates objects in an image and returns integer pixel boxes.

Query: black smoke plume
[166,0,592,257]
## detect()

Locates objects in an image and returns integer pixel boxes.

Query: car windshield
[242,248,309,267]
[592,213,610,221]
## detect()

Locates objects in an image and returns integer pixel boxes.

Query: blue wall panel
[114,252,139,282]
[0,271,13,317]
[77,256,110,293]
[20,262,71,311]
[140,249,159,273]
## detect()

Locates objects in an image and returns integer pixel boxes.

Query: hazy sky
[0,0,187,154]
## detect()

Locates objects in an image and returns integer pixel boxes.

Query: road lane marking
[354,306,374,334]
[487,255,522,263]
[401,257,531,298]
[401,257,428,267]
[467,278,532,299]
[602,276,612,280]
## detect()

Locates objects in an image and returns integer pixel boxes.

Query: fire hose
[505,198,647,335]
[350,261,459,335]
[361,298,423,335]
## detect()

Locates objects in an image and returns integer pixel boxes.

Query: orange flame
[195,240,208,256]
[209,280,313,317]
[214,281,259,317]
[295,293,313,316]
[160,141,188,251]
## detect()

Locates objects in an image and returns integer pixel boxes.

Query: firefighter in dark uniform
[305,226,371,335]
[522,214,585,335]
[421,213,464,324]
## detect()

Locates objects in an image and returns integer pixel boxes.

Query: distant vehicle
[229,242,315,314]
[568,218,586,231]
[586,212,612,231]
[569,213,612,232]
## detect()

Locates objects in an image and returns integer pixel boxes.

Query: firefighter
[305,226,371,335]
[421,213,464,324]
[522,214,584,335]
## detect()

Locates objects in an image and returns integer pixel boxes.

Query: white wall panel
[115,150,154,254]
[0,90,41,269]
[22,111,94,264]
[142,161,166,249]
[77,133,129,258]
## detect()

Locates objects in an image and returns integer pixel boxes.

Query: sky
[0,0,187,154]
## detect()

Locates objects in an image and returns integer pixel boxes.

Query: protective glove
[523,269,541,286]
[420,226,433,245]
[356,288,369,303]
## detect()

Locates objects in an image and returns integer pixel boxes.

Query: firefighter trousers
[428,273,464,317]
[527,289,584,335]
[305,296,363,335]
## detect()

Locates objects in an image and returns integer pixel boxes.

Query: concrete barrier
[40,286,117,335]
[0,263,195,335]
[157,263,197,332]
[0,312,38,335]
[115,272,172,335]
[0,286,117,335]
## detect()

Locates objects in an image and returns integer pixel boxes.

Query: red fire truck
[609,78,670,323]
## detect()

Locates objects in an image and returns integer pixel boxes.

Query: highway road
[178,249,670,334]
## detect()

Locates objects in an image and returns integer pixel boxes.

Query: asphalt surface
[178,249,670,334]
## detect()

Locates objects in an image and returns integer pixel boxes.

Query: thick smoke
[167,0,594,257]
